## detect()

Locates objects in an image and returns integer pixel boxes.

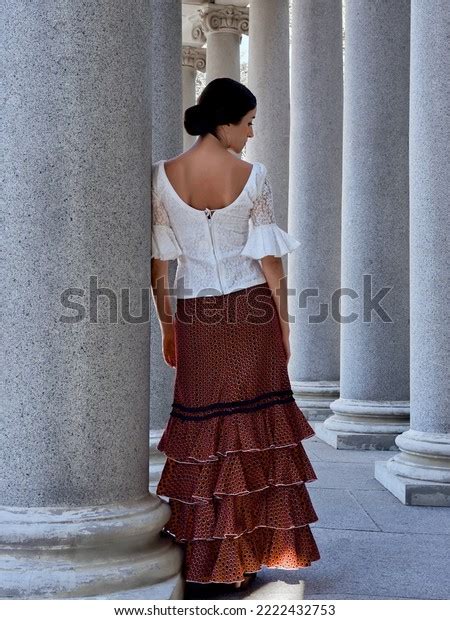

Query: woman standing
[151,78,320,591]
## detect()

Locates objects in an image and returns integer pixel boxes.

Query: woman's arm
[259,256,291,362]
[151,257,173,327]
[150,257,176,368]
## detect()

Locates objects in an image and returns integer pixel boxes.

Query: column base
[374,461,450,506]
[314,422,401,450]
[374,430,450,506]
[0,495,184,599]
[290,380,340,421]
[314,398,410,450]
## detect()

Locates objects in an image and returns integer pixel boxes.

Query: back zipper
[205,208,224,294]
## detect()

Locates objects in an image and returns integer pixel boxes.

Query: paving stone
[351,489,450,535]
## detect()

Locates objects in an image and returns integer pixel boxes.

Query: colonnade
[2,0,448,601]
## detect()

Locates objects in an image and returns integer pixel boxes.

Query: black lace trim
[170,388,296,421]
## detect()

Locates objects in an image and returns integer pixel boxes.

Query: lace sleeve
[249,176,276,226]
[151,186,182,260]
[240,168,301,260]
[152,186,170,226]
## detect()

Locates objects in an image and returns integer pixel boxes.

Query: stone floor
[177,434,450,601]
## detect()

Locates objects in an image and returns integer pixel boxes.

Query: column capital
[199,4,249,37]
[182,45,206,72]
[187,12,207,45]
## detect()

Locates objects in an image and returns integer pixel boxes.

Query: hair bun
[184,103,211,136]
[183,78,257,138]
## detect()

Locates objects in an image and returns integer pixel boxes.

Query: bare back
[163,152,254,211]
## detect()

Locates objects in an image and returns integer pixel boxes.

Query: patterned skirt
[156,281,321,584]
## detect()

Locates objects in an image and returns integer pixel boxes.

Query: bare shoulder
[165,152,253,175]
[239,160,254,174]
[163,154,184,173]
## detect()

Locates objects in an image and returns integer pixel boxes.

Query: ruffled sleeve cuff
[240,223,301,259]
[151,224,182,260]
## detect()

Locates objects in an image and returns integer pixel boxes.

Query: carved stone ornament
[199,4,249,36]
[188,12,207,45]
[182,46,207,72]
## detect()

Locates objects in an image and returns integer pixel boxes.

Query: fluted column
[288,0,342,420]
[1,1,182,598]
[316,0,411,450]
[150,1,184,501]
[199,4,249,83]
[182,46,206,150]
[246,0,290,237]
[375,1,450,505]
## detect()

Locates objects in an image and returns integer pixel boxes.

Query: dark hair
[184,77,257,138]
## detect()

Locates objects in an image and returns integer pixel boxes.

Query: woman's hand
[162,325,176,368]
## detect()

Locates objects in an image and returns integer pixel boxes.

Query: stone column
[375,1,450,506]
[182,46,206,151]
[149,1,184,497]
[288,0,343,420]
[246,0,290,232]
[316,0,411,450]
[199,4,249,83]
[1,2,182,599]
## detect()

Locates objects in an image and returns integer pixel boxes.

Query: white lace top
[151,159,301,298]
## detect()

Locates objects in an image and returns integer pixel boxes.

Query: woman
[151,78,320,592]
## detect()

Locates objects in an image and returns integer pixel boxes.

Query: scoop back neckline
[158,159,258,213]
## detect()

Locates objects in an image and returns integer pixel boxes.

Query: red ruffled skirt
[156,281,320,584]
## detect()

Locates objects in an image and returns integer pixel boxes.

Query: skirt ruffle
[162,483,318,541]
[163,523,320,585]
[157,402,321,583]
[157,395,315,463]
[157,441,317,503]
